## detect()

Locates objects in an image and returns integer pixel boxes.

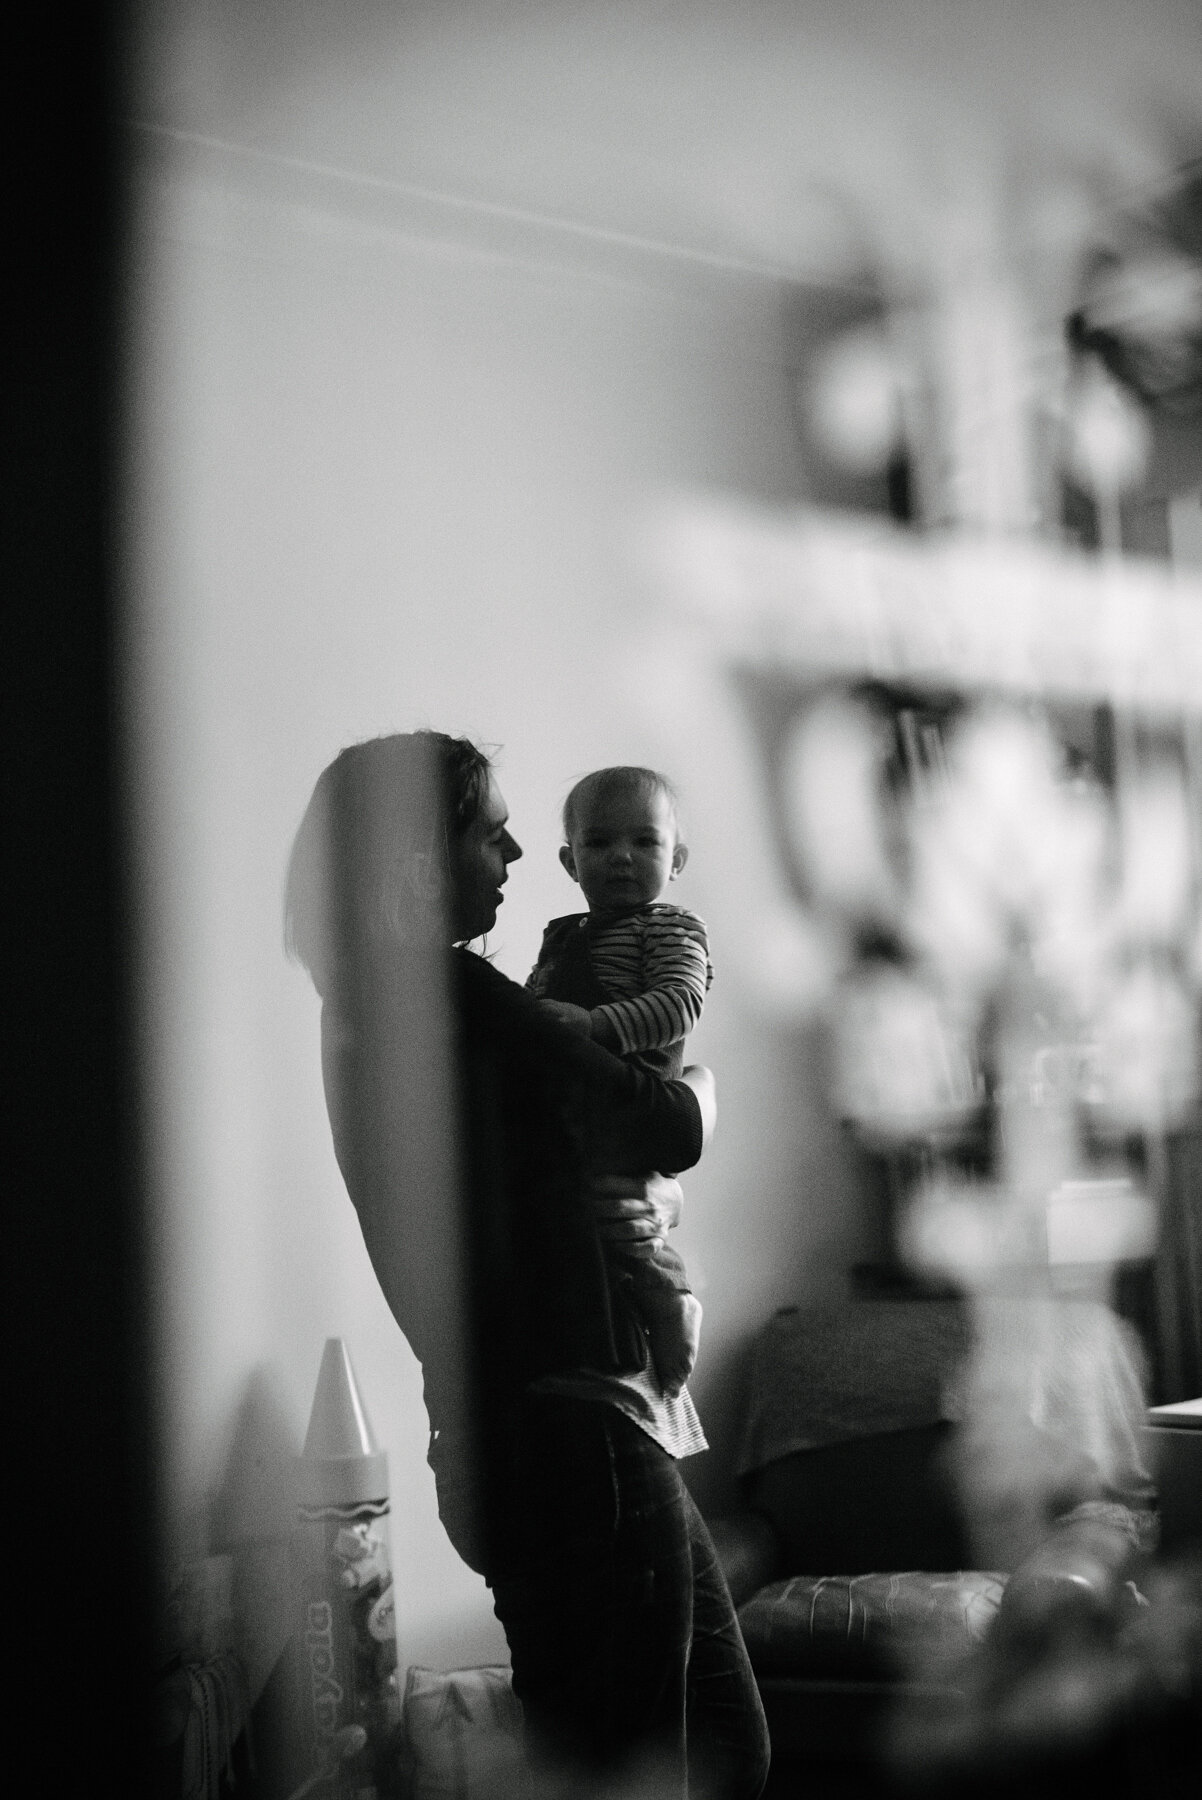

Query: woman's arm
[679,1064,716,1146]
[457,950,706,1174]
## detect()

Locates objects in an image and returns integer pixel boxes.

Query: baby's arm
[590,909,712,1055]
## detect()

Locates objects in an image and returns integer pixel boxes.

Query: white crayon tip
[298,1339,388,1505]
[304,1339,380,1459]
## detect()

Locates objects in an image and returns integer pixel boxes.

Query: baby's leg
[639,1290,703,1399]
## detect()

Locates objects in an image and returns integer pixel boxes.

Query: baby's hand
[541,999,593,1035]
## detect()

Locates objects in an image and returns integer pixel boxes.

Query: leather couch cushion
[738,1570,1005,1678]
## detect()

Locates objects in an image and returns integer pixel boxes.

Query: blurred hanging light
[777,694,900,921]
[1090,960,1200,1136]
[1115,762,1194,944]
[804,324,909,474]
[830,962,983,1144]
[1063,355,1153,498]
[1071,244,1202,416]
[1086,253,1202,345]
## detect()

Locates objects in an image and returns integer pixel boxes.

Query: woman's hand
[680,1064,716,1145]
[588,1171,684,1258]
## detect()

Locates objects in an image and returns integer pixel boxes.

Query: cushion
[400,1665,525,1800]
[738,1570,1005,1679]
[737,1302,970,1475]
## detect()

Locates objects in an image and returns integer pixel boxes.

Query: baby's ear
[670,842,689,878]
[558,843,580,883]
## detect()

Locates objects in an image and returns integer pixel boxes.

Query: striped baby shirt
[527,902,713,1454]
[529,902,712,1073]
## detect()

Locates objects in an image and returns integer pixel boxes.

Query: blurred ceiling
[137,0,1202,283]
[133,2,1202,498]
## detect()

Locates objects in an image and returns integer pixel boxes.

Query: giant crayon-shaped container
[294,1339,400,1799]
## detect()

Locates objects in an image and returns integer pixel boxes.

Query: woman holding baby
[286,730,768,1799]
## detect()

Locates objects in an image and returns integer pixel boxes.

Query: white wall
[128,132,877,1676]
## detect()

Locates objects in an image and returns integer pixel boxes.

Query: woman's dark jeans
[484,1394,770,1799]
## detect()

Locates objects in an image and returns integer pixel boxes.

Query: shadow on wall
[211,1368,303,1703]
[213,1367,301,1549]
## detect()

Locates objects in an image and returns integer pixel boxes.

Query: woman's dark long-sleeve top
[320,945,703,1453]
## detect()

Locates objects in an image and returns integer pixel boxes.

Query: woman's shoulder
[452,945,546,1025]
[452,944,519,1000]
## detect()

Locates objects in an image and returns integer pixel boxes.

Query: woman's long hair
[284,731,493,996]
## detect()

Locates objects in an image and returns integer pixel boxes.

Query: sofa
[707,1294,1159,1795]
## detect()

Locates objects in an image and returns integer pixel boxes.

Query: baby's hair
[562,766,681,841]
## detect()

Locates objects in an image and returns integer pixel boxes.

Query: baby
[527,766,712,1395]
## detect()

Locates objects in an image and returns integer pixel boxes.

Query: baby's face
[561,789,685,911]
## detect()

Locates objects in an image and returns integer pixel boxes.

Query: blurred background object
[105,2,1202,1793]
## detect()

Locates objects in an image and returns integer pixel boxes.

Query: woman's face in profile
[447,775,523,942]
